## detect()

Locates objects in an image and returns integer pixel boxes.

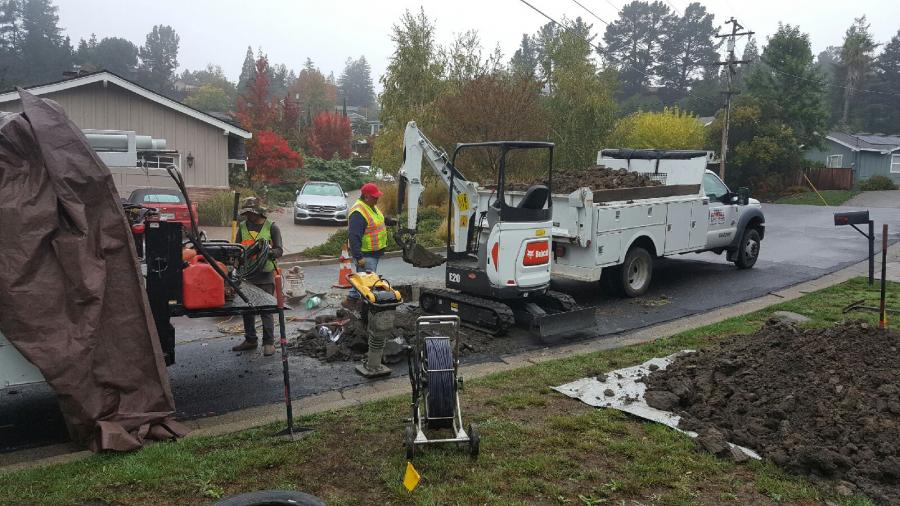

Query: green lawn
[775,189,859,206]
[1,278,895,505]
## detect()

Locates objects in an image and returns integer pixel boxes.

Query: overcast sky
[57,0,900,89]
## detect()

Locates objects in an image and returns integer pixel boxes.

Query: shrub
[298,205,446,257]
[300,156,367,190]
[198,191,237,227]
[859,175,897,191]
[263,183,298,206]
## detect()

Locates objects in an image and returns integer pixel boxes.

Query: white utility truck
[494,149,765,297]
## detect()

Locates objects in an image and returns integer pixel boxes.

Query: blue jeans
[347,255,380,299]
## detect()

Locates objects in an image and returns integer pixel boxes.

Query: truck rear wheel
[620,246,653,297]
[734,228,760,269]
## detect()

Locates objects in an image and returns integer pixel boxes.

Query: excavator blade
[402,241,446,268]
[534,306,600,343]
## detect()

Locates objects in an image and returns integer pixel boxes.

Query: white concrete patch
[553,351,761,460]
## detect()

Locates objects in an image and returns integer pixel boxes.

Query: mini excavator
[396,122,597,339]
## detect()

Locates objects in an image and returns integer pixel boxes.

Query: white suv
[294,181,350,224]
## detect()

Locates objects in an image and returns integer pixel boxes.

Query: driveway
[843,190,900,209]
[5,203,900,453]
[204,190,360,255]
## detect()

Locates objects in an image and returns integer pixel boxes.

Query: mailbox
[834,210,870,226]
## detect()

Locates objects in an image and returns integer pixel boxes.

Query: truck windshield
[702,172,729,200]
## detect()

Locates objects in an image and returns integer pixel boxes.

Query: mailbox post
[834,210,875,285]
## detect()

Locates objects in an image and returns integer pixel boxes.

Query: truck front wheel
[734,228,761,269]
[620,246,653,297]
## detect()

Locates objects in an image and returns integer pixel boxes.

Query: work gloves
[384,216,397,226]
[356,258,366,269]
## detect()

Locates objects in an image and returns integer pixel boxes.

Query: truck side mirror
[738,187,750,206]
[295,189,300,196]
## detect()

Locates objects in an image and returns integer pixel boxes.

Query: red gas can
[183,255,226,310]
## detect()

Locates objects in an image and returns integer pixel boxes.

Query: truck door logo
[709,209,725,225]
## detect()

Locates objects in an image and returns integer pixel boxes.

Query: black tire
[600,266,622,296]
[293,218,301,225]
[468,423,480,459]
[734,228,761,269]
[404,425,417,460]
[214,490,325,506]
[620,246,653,297]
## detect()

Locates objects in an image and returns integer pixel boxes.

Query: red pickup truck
[127,187,198,232]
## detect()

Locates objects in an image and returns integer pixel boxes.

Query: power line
[570,0,608,25]
[600,0,621,13]
[520,0,717,106]
[663,0,682,14]
[765,65,900,98]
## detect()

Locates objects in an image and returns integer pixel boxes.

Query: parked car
[355,165,395,183]
[294,181,349,224]
[127,187,197,232]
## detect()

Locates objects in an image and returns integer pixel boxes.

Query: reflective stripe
[349,200,387,252]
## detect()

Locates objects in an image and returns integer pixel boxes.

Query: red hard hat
[360,182,383,198]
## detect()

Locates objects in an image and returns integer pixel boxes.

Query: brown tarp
[0,90,187,451]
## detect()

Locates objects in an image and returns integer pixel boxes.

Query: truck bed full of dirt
[553,166,662,194]
[644,320,900,504]
[505,166,661,194]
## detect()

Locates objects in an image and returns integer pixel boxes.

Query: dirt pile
[644,320,900,504]
[554,166,661,194]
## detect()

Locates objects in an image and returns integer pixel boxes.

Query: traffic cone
[333,247,353,289]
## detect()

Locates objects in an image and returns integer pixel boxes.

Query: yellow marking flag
[403,461,421,492]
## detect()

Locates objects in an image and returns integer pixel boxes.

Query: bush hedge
[859,175,897,191]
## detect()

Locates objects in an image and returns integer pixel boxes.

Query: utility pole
[715,18,754,179]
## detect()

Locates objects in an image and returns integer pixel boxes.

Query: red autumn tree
[246,130,303,184]
[236,55,276,132]
[306,112,352,159]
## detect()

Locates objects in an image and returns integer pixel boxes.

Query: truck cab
[702,169,764,267]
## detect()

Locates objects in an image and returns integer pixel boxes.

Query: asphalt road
[4,203,900,452]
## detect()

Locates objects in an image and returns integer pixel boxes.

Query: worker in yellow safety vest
[343,182,395,309]
[232,197,283,356]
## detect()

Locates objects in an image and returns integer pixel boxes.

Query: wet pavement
[4,203,900,452]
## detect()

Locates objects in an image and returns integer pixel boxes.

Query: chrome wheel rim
[627,256,650,290]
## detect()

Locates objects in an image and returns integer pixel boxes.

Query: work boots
[231,340,258,352]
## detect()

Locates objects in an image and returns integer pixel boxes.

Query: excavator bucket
[402,241,446,268]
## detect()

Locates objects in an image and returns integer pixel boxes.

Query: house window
[892,154,900,174]
[827,154,843,168]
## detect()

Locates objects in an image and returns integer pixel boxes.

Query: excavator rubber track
[419,288,516,335]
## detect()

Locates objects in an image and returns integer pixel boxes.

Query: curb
[3,246,898,472]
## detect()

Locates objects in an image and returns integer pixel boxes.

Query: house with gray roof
[806,132,900,184]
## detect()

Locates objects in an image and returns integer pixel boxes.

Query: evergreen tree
[860,31,900,133]
[839,16,878,126]
[20,0,72,85]
[76,36,138,77]
[237,45,255,93]
[602,0,673,97]
[337,55,375,109]
[137,24,179,93]
[547,19,617,168]
[509,34,538,78]
[745,24,827,148]
[0,0,24,88]
[658,2,719,98]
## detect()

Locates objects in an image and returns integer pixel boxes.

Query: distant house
[806,132,900,183]
[0,71,251,196]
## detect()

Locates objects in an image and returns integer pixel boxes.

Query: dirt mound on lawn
[505,166,661,194]
[644,320,900,504]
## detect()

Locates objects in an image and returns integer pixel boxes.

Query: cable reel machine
[404,315,479,459]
